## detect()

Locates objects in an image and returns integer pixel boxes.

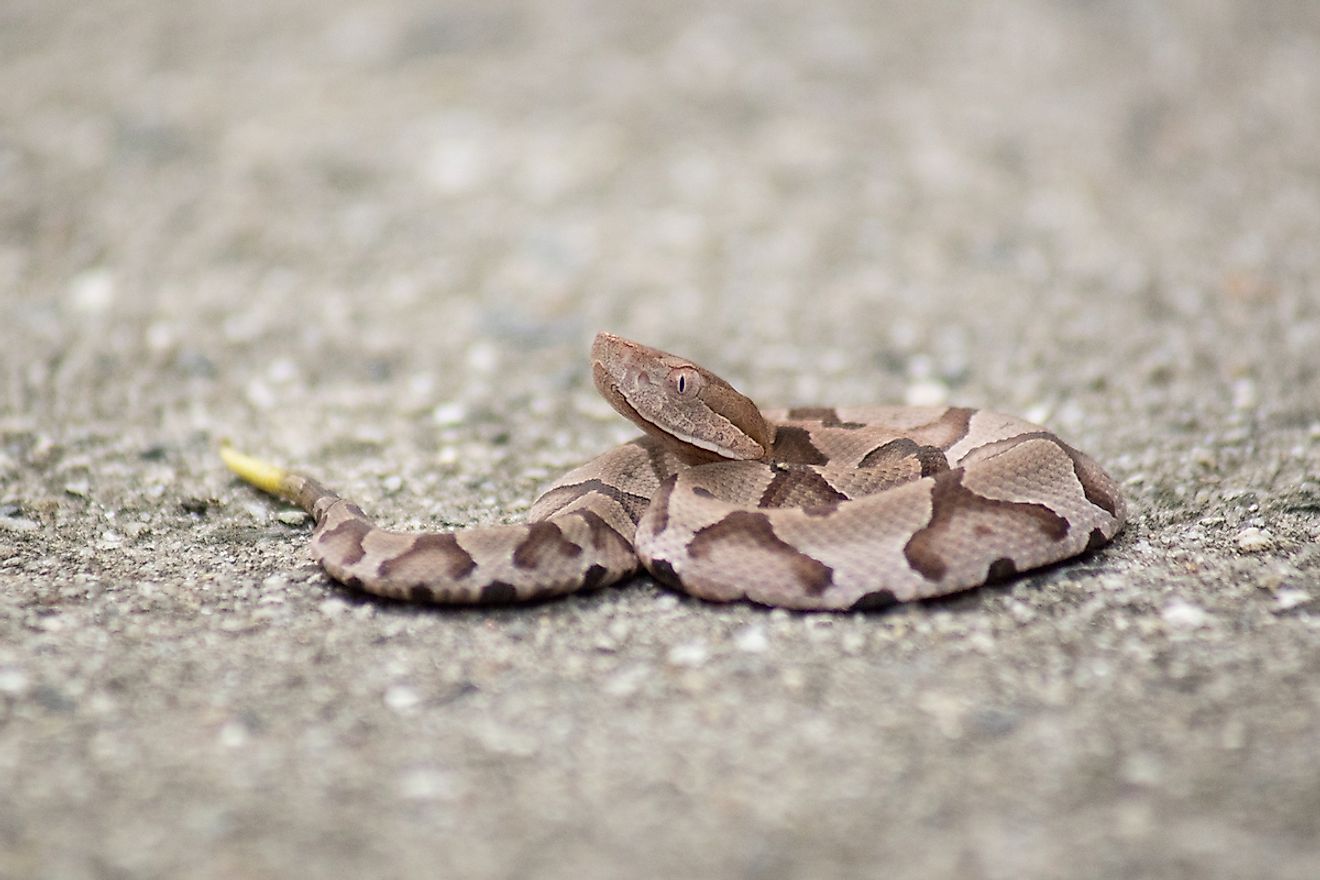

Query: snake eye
[668,367,702,398]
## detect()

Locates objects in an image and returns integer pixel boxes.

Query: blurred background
[2,1,1318,878]
[8,0,1316,433]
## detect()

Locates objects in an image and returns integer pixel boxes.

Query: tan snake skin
[223,333,1126,610]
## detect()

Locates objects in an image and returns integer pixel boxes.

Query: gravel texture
[3,2,1319,878]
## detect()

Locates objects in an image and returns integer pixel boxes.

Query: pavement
[2,2,1319,878]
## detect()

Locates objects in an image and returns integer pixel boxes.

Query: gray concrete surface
[3,1,1319,878]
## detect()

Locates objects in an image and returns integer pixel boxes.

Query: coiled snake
[222,332,1125,610]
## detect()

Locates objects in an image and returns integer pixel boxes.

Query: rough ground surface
[2,2,1319,878]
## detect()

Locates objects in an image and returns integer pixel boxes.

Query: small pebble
[666,640,709,667]
[0,514,38,532]
[476,724,539,757]
[267,357,299,383]
[904,379,949,407]
[1023,403,1052,425]
[38,615,67,633]
[397,768,454,801]
[181,497,211,515]
[780,667,806,692]
[319,598,350,618]
[67,267,116,314]
[1274,589,1310,612]
[1236,527,1274,553]
[1006,600,1037,624]
[466,341,500,373]
[603,664,649,697]
[217,720,249,749]
[1161,599,1209,630]
[260,575,289,594]
[1230,378,1258,411]
[384,684,422,713]
[0,667,30,696]
[840,630,866,654]
[432,402,467,426]
[145,320,176,353]
[732,624,769,653]
[244,379,277,410]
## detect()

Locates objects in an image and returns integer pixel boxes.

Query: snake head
[591,332,773,462]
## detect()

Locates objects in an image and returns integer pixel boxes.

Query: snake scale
[222,332,1125,610]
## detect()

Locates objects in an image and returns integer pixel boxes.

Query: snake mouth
[604,379,648,430]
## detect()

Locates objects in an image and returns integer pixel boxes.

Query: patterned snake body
[223,333,1125,610]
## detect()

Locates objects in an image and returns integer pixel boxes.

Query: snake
[221,332,1126,611]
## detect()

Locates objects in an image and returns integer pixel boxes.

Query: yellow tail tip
[219,442,290,497]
